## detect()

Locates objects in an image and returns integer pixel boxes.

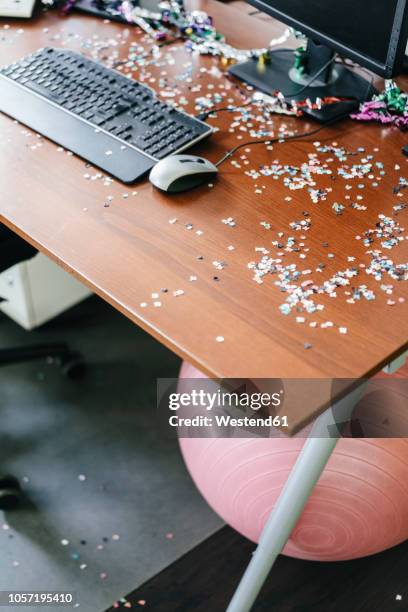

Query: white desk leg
[226,384,366,612]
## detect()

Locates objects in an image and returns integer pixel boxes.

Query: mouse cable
[214,63,374,168]
[197,53,336,121]
[214,112,351,167]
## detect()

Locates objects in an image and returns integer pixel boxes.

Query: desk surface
[1,1,407,426]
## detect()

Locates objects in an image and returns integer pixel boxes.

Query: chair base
[0,343,85,379]
[0,475,22,510]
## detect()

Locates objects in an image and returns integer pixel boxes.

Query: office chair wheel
[0,475,22,510]
[61,352,86,380]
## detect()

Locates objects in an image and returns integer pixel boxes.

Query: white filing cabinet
[0,0,36,17]
[0,253,91,330]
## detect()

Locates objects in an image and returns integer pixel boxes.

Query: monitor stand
[228,39,376,123]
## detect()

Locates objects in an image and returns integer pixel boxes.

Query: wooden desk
[0,1,407,431]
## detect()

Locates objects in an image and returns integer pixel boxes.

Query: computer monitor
[229,0,408,121]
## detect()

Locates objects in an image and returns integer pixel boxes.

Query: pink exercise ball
[178,361,408,561]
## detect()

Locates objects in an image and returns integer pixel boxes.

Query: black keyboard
[0,47,213,183]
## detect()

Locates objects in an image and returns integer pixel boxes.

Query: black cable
[196,100,252,121]
[214,112,350,168]
[197,52,336,121]
[203,53,374,167]
[214,67,375,167]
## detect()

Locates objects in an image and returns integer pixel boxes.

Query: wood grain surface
[0,2,407,408]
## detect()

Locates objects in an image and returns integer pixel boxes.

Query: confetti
[332,203,345,215]
[222,217,236,227]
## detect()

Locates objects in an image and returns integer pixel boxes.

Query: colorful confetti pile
[247,140,407,338]
[44,0,292,63]
[352,80,408,131]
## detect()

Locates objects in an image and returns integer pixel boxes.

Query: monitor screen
[247,0,408,76]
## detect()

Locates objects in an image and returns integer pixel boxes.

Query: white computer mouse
[149,154,218,193]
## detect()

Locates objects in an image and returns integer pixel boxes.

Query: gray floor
[0,297,222,611]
